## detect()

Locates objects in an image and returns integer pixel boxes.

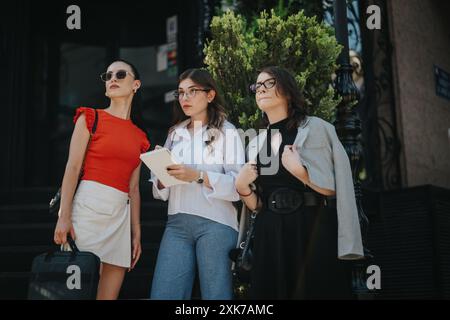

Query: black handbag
[28,237,101,300]
[49,109,98,215]
[230,184,261,300]
[230,209,256,282]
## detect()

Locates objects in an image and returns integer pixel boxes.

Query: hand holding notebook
[140,147,189,187]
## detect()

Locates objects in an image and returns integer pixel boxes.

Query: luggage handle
[66,236,79,253]
[45,236,80,262]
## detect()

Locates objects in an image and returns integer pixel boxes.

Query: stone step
[120,270,202,300]
[0,182,160,205]
[0,272,30,300]
[119,271,154,300]
[0,187,56,206]
[0,220,166,246]
[0,270,156,300]
[0,200,167,224]
[0,243,160,273]
[0,204,54,224]
[0,267,202,300]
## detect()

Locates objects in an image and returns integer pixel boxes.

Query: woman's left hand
[166,164,199,182]
[281,145,306,179]
[129,231,142,272]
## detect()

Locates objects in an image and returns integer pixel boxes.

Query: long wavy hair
[258,66,307,130]
[107,59,148,137]
[171,69,227,148]
[172,68,226,129]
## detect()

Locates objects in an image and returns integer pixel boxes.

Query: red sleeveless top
[74,107,150,193]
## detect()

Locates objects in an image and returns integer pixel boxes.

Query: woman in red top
[54,60,150,300]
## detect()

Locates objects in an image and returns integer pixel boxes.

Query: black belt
[266,188,336,214]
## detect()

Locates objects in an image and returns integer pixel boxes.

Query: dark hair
[258,66,307,130]
[108,59,148,137]
[172,68,226,132]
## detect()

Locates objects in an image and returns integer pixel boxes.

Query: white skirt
[70,180,131,268]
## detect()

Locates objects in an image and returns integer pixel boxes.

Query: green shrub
[204,9,342,129]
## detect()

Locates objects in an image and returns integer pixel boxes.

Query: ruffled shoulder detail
[73,107,95,133]
[141,138,150,153]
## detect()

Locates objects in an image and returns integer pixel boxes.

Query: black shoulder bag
[229,184,260,296]
[49,109,98,215]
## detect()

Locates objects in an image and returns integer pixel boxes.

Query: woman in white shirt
[149,68,245,300]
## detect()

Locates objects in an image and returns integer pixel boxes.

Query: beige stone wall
[388,0,450,189]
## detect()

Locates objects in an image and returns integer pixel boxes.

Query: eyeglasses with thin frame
[173,88,210,100]
[100,70,135,82]
[249,78,276,94]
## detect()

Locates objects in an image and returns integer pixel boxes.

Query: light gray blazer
[247,116,364,260]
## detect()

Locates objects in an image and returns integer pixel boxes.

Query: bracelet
[237,188,253,197]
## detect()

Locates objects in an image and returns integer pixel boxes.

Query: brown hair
[258,66,307,130]
[170,69,228,151]
[171,68,226,131]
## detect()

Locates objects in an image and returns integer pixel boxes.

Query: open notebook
[140,148,189,187]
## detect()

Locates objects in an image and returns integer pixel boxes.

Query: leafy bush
[204,9,342,129]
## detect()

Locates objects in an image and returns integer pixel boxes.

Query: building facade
[1,0,449,299]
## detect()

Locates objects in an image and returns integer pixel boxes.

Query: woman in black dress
[235,66,363,299]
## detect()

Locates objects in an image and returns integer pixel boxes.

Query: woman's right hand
[235,161,258,191]
[54,215,76,245]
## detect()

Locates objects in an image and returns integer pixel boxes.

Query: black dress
[249,118,352,299]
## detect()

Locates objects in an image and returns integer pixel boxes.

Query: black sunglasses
[100,70,135,82]
[249,78,276,93]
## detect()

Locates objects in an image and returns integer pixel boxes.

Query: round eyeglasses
[173,88,210,100]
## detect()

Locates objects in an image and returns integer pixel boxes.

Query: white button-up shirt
[150,119,245,231]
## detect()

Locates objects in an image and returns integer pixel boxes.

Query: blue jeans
[150,213,238,300]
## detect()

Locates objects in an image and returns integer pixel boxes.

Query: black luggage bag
[28,237,100,300]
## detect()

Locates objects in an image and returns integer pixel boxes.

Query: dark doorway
[2,0,216,195]
[26,1,185,187]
